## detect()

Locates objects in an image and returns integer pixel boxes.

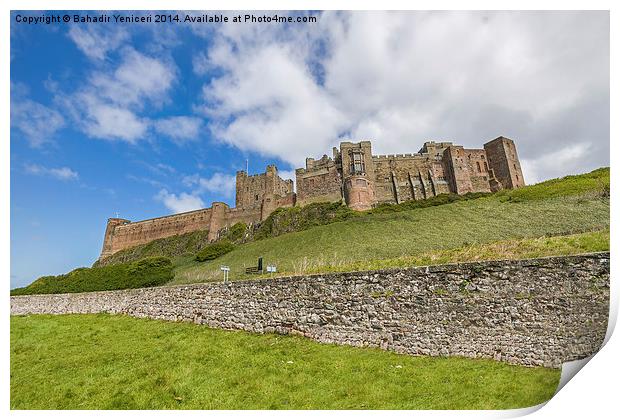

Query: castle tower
[207,202,229,241]
[339,141,376,211]
[235,170,246,208]
[443,146,474,195]
[483,136,525,190]
[99,217,130,260]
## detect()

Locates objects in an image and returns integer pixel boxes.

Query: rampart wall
[100,137,523,260]
[11,253,610,368]
[372,154,451,203]
[101,208,214,258]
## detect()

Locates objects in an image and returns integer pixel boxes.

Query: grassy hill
[11,168,610,294]
[173,168,609,284]
[95,229,212,267]
[10,314,559,409]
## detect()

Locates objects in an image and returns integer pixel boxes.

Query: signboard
[220,265,230,281]
[266,265,277,273]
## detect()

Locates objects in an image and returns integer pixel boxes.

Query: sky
[10,10,609,288]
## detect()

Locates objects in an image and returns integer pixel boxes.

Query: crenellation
[99,136,525,261]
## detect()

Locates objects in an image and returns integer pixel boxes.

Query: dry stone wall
[11,253,609,368]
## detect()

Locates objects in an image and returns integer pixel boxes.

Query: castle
[99,136,524,261]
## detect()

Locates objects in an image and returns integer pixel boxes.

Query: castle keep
[99,136,524,260]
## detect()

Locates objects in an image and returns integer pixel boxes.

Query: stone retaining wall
[11,253,610,368]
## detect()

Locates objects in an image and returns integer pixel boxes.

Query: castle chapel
[99,136,524,261]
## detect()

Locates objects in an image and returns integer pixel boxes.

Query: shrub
[254,202,358,240]
[224,222,247,243]
[10,256,174,296]
[195,241,235,262]
[96,229,211,266]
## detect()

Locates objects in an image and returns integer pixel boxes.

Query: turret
[483,136,525,190]
[99,217,130,260]
[339,141,376,211]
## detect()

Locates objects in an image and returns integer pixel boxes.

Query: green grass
[11,257,174,296]
[174,195,609,284]
[96,229,211,267]
[195,240,235,262]
[10,314,560,410]
[193,229,606,280]
[497,167,610,202]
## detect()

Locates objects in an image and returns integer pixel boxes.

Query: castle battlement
[99,136,524,261]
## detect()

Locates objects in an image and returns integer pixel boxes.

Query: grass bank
[173,230,608,283]
[174,195,609,284]
[10,314,560,410]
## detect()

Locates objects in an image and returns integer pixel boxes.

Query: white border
[3,1,616,419]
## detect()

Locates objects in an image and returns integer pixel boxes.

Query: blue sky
[10,11,609,288]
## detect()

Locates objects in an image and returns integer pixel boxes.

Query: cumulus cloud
[155,189,205,213]
[59,48,176,143]
[11,95,65,148]
[183,172,236,198]
[71,93,148,143]
[521,143,591,184]
[90,48,176,108]
[24,164,79,181]
[195,11,609,182]
[155,116,203,144]
[67,25,129,61]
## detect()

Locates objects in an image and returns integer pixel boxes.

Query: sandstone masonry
[99,136,524,261]
[11,253,609,368]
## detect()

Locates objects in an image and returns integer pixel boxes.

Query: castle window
[484,162,489,171]
[351,152,365,174]
[514,163,517,170]
[255,194,259,201]
[476,162,482,173]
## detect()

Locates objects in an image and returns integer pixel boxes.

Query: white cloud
[195,11,609,180]
[521,143,590,184]
[183,172,236,198]
[76,95,148,143]
[67,26,129,61]
[155,116,203,144]
[59,48,176,143]
[11,98,65,148]
[91,48,176,108]
[25,164,79,181]
[155,189,205,214]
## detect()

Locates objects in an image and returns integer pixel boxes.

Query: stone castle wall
[100,208,214,259]
[11,253,610,368]
[295,155,343,207]
[99,136,525,260]
[235,165,294,210]
[484,137,525,189]
[99,166,295,261]
[371,154,451,203]
[296,136,523,210]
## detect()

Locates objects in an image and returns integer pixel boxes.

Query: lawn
[173,195,609,284]
[10,314,560,410]
[205,229,608,280]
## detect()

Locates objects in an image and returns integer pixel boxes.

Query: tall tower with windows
[339,141,376,211]
[483,136,525,190]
